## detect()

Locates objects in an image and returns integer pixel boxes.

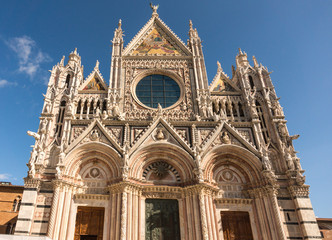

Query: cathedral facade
[15,7,322,240]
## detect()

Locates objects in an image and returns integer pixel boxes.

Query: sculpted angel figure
[150,2,159,14]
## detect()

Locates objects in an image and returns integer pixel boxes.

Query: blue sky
[0,0,331,217]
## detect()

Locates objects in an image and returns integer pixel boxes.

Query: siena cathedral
[14,6,322,240]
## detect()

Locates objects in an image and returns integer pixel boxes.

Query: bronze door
[145,199,180,240]
[74,207,104,240]
[221,211,254,240]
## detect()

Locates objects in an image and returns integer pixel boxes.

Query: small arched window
[17,198,21,212]
[55,100,67,138]
[256,101,269,143]
[65,74,71,89]
[12,199,17,211]
[248,75,254,88]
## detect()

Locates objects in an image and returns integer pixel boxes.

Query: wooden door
[145,199,180,240]
[221,211,254,240]
[74,207,104,240]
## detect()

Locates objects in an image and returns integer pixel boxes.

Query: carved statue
[272,99,283,116]
[44,103,50,113]
[262,155,272,171]
[95,107,101,118]
[221,132,231,144]
[102,110,108,120]
[278,123,288,141]
[39,119,47,134]
[157,103,163,117]
[156,129,165,140]
[150,2,159,14]
[286,152,295,170]
[113,105,120,117]
[90,129,100,141]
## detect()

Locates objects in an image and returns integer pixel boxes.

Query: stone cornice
[215,198,253,205]
[288,185,310,197]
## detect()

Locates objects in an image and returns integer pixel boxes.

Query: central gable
[132,28,181,56]
[123,16,192,57]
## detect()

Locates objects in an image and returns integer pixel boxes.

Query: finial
[60,56,65,66]
[118,19,122,29]
[217,61,222,71]
[238,48,243,55]
[74,48,77,54]
[95,60,99,70]
[150,2,159,17]
[253,56,258,67]
[189,20,193,29]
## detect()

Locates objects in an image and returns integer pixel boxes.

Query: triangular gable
[79,65,107,92]
[132,28,181,56]
[129,117,193,156]
[209,63,241,94]
[211,76,237,92]
[200,121,260,157]
[66,120,122,156]
[123,16,191,57]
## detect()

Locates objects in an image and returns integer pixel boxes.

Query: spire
[60,56,65,66]
[217,61,223,72]
[150,2,159,17]
[68,47,81,66]
[94,60,100,70]
[253,55,259,67]
[113,19,124,44]
[188,20,199,40]
[235,48,249,68]
[118,19,122,30]
[189,20,193,30]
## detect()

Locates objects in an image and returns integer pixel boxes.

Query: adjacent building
[0,182,23,235]
[15,6,322,240]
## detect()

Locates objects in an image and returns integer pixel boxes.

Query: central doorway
[220,211,254,240]
[145,199,180,240]
[74,206,104,240]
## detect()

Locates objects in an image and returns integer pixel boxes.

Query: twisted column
[120,191,127,240]
[47,181,60,238]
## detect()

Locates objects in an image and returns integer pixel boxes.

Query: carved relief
[143,161,181,183]
[106,126,123,144]
[198,128,214,145]
[71,126,87,142]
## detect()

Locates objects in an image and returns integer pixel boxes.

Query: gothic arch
[129,143,194,183]
[203,145,263,187]
[63,142,122,180]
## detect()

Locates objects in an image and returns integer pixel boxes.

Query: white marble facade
[15,6,322,240]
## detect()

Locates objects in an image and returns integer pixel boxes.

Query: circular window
[136,74,180,108]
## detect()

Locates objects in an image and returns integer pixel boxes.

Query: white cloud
[0,79,17,88]
[0,173,11,181]
[6,36,52,78]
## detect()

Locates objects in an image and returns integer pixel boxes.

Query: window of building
[136,74,180,108]
[65,74,71,88]
[256,101,269,143]
[12,199,17,211]
[248,75,254,88]
[55,100,67,138]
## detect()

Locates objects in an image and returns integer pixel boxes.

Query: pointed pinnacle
[253,56,258,67]
[118,19,122,29]
[217,61,222,71]
[95,60,100,70]
[189,20,193,29]
[238,48,243,55]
